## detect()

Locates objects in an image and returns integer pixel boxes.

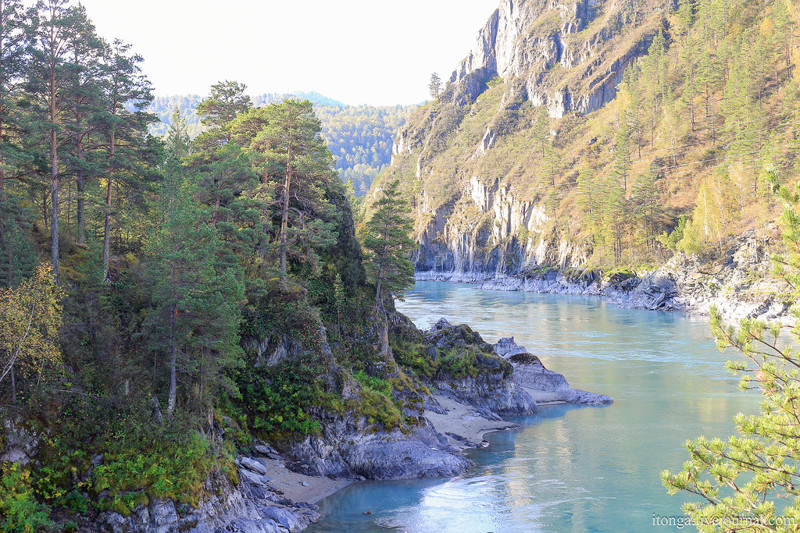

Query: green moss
[603,268,638,282]
[353,370,392,397]
[353,388,404,431]
[391,338,438,378]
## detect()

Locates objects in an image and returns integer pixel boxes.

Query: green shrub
[391,339,437,378]
[355,388,404,430]
[0,462,53,533]
[353,370,392,397]
[239,361,324,439]
[438,348,482,379]
[91,430,232,510]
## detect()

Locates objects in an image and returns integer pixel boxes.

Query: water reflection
[311,283,759,532]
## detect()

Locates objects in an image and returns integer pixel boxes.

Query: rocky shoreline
[96,322,611,532]
[417,230,794,326]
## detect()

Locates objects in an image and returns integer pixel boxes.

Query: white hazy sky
[69,0,500,105]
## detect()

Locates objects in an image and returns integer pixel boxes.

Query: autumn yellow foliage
[0,264,65,385]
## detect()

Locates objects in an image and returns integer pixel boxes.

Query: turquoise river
[308,282,761,532]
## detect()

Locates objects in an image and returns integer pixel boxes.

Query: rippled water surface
[309,282,759,532]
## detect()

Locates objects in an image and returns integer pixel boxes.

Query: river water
[309,282,759,532]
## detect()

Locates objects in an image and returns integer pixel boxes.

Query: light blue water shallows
[308,282,759,532]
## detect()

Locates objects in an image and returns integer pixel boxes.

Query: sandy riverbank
[250,456,354,504]
[423,394,519,451]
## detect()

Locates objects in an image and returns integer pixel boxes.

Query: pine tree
[533,106,549,160]
[600,175,628,264]
[27,0,81,281]
[234,100,338,287]
[630,171,663,254]
[0,195,35,289]
[623,65,646,158]
[772,0,793,81]
[676,0,696,35]
[663,179,800,529]
[188,81,257,242]
[195,80,251,141]
[362,179,416,356]
[576,167,599,243]
[429,72,442,99]
[96,38,154,281]
[144,160,244,418]
[166,108,190,159]
[61,4,104,245]
[680,34,700,132]
[696,47,723,143]
[345,176,364,228]
[613,122,632,192]
[0,0,30,199]
[0,1,33,291]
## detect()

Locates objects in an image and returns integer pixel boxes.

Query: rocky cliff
[375,0,794,302]
[447,0,658,117]
[379,0,669,281]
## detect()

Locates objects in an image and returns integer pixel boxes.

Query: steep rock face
[420,319,537,415]
[99,469,320,533]
[494,338,613,405]
[381,0,667,279]
[413,175,591,279]
[439,0,660,116]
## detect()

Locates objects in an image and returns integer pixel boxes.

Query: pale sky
[69,0,500,105]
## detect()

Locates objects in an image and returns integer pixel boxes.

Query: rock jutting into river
[310,284,759,531]
[97,312,611,532]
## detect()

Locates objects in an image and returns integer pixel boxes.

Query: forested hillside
[150,94,412,196]
[376,0,800,273]
[0,1,452,529]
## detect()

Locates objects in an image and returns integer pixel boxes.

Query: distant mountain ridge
[150,92,412,196]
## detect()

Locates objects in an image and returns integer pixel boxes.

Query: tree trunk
[374,271,383,311]
[0,102,4,199]
[212,194,221,226]
[103,181,112,280]
[10,366,16,404]
[50,65,59,282]
[376,276,390,357]
[51,131,59,282]
[77,173,85,244]
[279,144,292,287]
[103,128,115,281]
[380,319,390,357]
[75,115,86,244]
[167,300,177,416]
[636,127,641,159]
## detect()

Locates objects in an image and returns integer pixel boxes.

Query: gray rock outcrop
[286,417,469,480]
[423,322,537,415]
[445,0,656,116]
[99,468,319,533]
[468,228,792,325]
[493,338,613,406]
